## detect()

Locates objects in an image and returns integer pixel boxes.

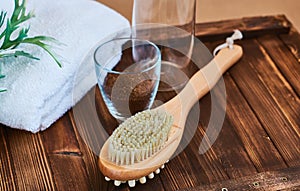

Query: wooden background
[0,15,299,191]
[97,0,300,32]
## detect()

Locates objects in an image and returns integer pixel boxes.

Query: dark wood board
[0,15,299,191]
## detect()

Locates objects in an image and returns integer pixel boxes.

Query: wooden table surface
[0,15,299,191]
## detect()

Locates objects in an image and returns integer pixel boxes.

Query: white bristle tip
[139,177,147,184]
[166,160,169,163]
[105,177,110,181]
[128,180,136,187]
[114,180,121,186]
[161,164,165,169]
[148,172,155,179]
[155,168,160,174]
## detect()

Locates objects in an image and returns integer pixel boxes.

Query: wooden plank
[41,114,81,155]
[158,91,232,190]
[41,114,92,190]
[1,15,300,191]
[205,37,297,171]
[135,15,290,44]
[229,39,300,167]
[160,85,257,190]
[258,35,300,96]
[280,185,300,191]
[70,88,113,190]
[130,175,165,191]
[158,101,214,190]
[197,91,257,178]
[245,39,300,140]
[107,184,130,191]
[4,128,55,190]
[280,27,300,61]
[179,166,300,191]
[46,154,90,191]
[69,110,108,191]
[195,15,291,42]
[0,127,16,191]
[161,143,210,190]
[223,75,287,172]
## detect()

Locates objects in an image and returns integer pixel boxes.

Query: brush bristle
[108,110,173,165]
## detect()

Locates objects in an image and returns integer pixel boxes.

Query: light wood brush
[98,45,243,187]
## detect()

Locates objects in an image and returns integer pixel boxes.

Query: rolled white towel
[0,0,130,132]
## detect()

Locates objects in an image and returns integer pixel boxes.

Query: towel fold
[0,0,130,132]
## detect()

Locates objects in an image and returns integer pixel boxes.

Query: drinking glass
[132,0,196,91]
[94,38,161,121]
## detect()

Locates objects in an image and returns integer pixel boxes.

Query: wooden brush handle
[99,45,243,182]
[178,45,243,113]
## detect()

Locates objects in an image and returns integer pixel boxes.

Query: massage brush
[98,45,243,187]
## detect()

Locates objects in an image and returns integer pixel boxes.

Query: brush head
[108,110,174,165]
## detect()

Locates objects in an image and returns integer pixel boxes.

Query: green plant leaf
[0,11,7,28]
[0,0,62,92]
[0,0,61,66]
[0,50,39,60]
[22,36,62,67]
[11,0,34,26]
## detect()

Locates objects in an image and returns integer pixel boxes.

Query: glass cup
[94,38,161,121]
[132,0,196,91]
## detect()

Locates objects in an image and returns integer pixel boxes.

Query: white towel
[0,0,130,133]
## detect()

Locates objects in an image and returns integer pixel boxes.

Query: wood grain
[159,80,258,190]
[258,35,300,96]
[41,114,81,155]
[250,38,300,142]
[136,15,291,44]
[0,15,299,191]
[280,27,300,61]
[69,110,108,191]
[70,89,112,190]
[198,91,257,178]
[46,154,90,190]
[0,128,16,191]
[229,40,300,167]
[195,15,291,42]
[4,128,55,190]
[222,75,286,172]
[41,115,92,191]
[179,166,300,191]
